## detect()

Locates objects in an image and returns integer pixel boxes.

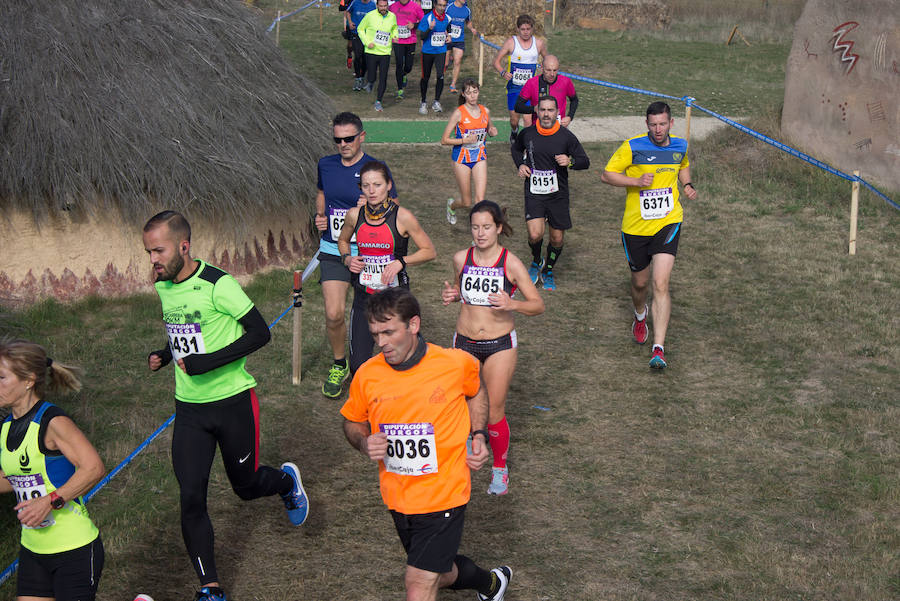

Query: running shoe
[352,77,363,91]
[396,88,404,100]
[194,587,227,601]
[280,462,309,526]
[632,305,648,345]
[418,102,428,115]
[321,362,350,398]
[374,100,383,112]
[487,467,509,495]
[649,346,667,370]
[477,566,512,601]
[446,198,457,225]
[432,100,443,113]
[528,261,543,285]
[449,83,458,93]
[541,270,556,291]
[363,82,373,93]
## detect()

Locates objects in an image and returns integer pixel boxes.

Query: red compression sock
[488,417,510,468]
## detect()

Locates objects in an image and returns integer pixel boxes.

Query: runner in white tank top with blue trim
[491,14,547,143]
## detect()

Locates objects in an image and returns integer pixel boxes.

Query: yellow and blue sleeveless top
[1,401,99,554]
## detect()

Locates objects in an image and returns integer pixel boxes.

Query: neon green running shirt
[154,260,257,403]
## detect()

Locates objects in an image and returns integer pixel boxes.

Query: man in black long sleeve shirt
[511,96,590,290]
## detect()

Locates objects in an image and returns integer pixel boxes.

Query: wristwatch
[49,491,65,510]
[472,429,490,443]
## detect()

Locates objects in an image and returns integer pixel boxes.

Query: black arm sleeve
[510,132,527,168]
[567,94,579,119]
[149,346,173,369]
[513,94,532,116]
[181,307,271,376]
[418,27,429,41]
[569,135,590,171]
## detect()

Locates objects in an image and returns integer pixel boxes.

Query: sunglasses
[333,131,363,144]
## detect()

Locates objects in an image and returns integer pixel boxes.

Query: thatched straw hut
[0,0,333,304]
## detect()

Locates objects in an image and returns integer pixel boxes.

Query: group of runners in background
[1,8,698,601]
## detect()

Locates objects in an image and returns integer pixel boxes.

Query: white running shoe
[477,566,512,601]
[487,467,508,495]
[418,102,428,115]
[446,198,457,225]
[432,100,443,113]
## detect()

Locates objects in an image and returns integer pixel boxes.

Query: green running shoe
[322,362,350,398]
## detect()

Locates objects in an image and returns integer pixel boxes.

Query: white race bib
[462,127,486,151]
[421,0,432,8]
[166,323,206,360]
[530,169,559,194]
[380,422,438,476]
[512,67,532,86]
[398,25,411,39]
[328,207,356,242]
[450,24,462,39]
[430,31,446,47]
[639,187,674,220]
[375,30,391,46]
[460,265,503,306]
[6,474,55,529]
[359,254,399,290]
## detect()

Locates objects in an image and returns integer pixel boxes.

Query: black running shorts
[524,193,572,230]
[319,252,353,284]
[17,536,104,601]
[390,505,466,573]
[622,222,682,272]
[453,331,517,363]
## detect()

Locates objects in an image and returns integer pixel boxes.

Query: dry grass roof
[0,0,333,225]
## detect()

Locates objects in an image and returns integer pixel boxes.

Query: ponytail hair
[0,338,83,398]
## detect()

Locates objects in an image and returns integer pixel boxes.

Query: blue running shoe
[280,462,309,526]
[528,261,543,285]
[194,586,227,601]
[541,270,556,291]
[649,345,667,369]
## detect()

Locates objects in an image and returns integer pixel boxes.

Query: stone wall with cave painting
[782,0,899,192]
[0,209,309,306]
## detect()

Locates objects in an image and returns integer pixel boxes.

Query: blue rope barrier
[266,0,319,33]
[1,253,323,587]
[477,35,898,211]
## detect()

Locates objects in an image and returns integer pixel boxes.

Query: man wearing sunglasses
[315,112,398,399]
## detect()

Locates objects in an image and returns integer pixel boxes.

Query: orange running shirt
[341,343,481,515]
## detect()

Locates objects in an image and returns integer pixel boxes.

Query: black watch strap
[472,429,490,443]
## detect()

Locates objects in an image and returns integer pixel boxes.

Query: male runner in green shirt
[143,210,309,601]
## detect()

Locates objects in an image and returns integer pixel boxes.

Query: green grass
[2,2,899,600]
[270,7,791,119]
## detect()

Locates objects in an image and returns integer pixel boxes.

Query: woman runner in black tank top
[440,200,543,496]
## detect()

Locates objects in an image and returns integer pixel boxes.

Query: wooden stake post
[552,0,557,27]
[275,10,281,46]
[319,0,324,31]
[849,170,860,255]
[291,270,303,384]
[478,38,484,86]
[684,104,692,147]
